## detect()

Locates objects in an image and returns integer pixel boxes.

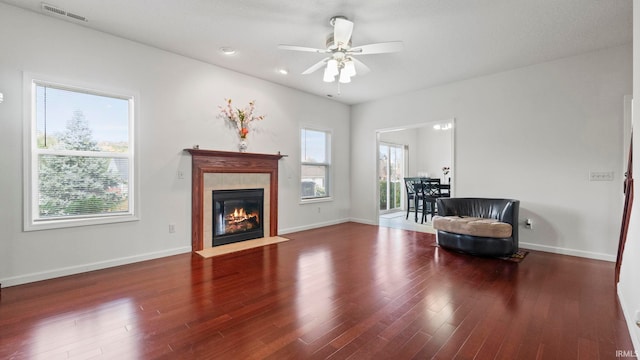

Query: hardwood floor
[0,222,634,359]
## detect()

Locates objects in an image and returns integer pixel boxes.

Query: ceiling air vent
[41,2,88,22]
[65,12,87,22]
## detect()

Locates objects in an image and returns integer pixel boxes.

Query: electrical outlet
[176,171,184,179]
[524,218,532,229]
[169,224,175,233]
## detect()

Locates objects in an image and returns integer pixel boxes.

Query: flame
[233,208,246,218]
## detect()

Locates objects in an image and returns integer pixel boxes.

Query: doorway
[376,120,455,232]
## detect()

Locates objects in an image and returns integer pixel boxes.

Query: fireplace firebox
[212,188,264,246]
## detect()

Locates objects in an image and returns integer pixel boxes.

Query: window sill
[299,197,333,205]
[25,214,139,232]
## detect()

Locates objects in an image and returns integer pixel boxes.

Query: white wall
[416,126,453,182]
[351,44,632,260]
[0,4,350,286]
[617,2,640,354]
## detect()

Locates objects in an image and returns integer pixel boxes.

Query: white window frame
[23,73,139,231]
[300,127,332,203]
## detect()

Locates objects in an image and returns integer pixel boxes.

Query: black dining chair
[420,178,441,223]
[403,177,422,221]
[438,183,451,198]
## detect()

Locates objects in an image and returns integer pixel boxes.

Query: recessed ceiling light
[220,47,236,55]
[277,68,288,75]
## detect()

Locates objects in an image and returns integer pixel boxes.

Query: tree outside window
[38,110,128,217]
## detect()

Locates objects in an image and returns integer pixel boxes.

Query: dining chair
[439,183,451,198]
[421,178,441,223]
[403,177,422,221]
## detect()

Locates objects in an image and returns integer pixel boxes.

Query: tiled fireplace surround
[185,149,284,251]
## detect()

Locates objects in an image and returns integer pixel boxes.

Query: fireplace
[212,188,264,246]
[185,149,284,252]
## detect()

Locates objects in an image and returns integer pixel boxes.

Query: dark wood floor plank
[410,322,458,359]
[577,337,599,360]
[0,222,634,359]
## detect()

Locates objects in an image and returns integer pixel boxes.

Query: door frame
[375,118,456,224]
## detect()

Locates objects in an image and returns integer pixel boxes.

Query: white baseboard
[279,218,351,235]
[0,246,191,288]
[348,217,377,226]
[617,287,640,356]
[519,241,615,262]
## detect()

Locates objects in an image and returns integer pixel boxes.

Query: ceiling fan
[278,16,403,84]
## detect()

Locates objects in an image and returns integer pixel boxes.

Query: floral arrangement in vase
[442,166,450,183]
[218,98,265,152]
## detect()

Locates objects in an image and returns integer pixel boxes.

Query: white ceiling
[2,0,632,105]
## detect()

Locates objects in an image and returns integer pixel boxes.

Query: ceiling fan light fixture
[326,59,339,76]
[323,66,336,82]
[339,70,351,84]
[343,60,356,77]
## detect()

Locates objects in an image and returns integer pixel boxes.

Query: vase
[239,138,248,153]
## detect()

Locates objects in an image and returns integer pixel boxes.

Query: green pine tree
[38,110,127,217]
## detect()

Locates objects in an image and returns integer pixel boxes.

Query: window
[24,74,137,230]
[300,128,331,200]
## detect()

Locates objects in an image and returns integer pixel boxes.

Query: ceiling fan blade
[302,57,331,75]
[278,44,328,53]
[349,41,404,54]
[333,17,354,48]
[351,57,371,76]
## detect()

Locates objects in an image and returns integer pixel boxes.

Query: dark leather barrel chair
[434,198,520,257]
